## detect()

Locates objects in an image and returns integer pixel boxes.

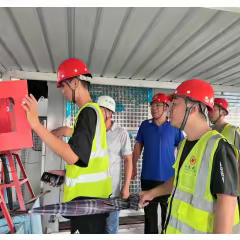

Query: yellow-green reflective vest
[221,124,240,196]
[166,130,240,234]
[63,102,112,202]
[221,124,240,154]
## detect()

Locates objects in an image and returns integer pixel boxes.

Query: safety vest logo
[184,156,197,173]
[190,156,196,165]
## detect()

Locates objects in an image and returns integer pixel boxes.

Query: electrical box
[0,80,33,152]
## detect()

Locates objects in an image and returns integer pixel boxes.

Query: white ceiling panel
[1,7,240,88]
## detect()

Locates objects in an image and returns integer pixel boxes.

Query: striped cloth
[29,193,140,216]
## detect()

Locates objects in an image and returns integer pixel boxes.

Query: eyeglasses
[150,103,164,108]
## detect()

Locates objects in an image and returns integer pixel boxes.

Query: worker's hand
[47,170,66,187]
[51,128,63,138]
[51,126,72,138]
[131,165,137,180]
[120,185,130,199]
[22,94,40,130]
[138,190,154,208]
[49,181,58,187]
[51,127,65,138]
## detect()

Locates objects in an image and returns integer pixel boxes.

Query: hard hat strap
[65,81,76,104]
[180,98,194,131]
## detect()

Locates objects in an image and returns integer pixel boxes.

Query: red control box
[0,80,33,152]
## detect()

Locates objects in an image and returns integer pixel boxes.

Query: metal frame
[4,69,240,93]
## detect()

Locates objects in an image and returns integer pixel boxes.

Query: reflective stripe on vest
[65,169,111,187]
[233,223,240,234]
[168,217,240,234]
[221,124,240,164]
[167,133,240,234]
[221,124,237,146]
[168,216,207,234]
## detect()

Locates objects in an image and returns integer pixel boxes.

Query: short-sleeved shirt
[136,120,184,182]
[68,107,97,167]
[106,122,132,197]
[177,138,238,198]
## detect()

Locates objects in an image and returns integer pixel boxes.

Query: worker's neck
[213,118,227,133]
[153,116,167,126]
[106,120,113,132]
[75,92,92,109]
[184,119,212,141]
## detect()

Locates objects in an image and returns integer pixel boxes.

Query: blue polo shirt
[136,120,184,182]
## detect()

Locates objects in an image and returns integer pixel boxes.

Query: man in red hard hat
[22,58,112,234]
[139,79,240,234]
[132,93,184,233]
[208,98,240,150]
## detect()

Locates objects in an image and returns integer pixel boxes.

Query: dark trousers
[141,179,170,234]
[70,213,109,234]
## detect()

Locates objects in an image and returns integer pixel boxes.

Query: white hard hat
[97,96,116,113]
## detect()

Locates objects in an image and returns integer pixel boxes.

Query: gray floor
[119,223,144,234]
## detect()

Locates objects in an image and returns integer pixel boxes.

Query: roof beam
[207,7,240,14]
[6,70,179,89]
[2,71,11,80]
[5,70,240,93]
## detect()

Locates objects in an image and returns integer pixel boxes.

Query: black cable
[162,165,182,233]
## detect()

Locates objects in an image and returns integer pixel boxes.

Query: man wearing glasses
[132,93,184,234]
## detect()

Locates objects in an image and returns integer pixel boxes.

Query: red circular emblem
[190,157,196,165]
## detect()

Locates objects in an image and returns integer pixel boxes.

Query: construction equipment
[0,80,35,233]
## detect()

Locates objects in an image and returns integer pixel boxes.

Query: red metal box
[0,80,33,152]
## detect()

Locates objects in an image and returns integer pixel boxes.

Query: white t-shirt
[106,122,132,197]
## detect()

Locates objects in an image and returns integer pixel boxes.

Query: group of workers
[21,57,240,234]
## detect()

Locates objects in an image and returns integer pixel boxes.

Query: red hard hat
[214,98,229,115]
[168,79,214,110]
[151,93,169,105]
[57,58,92,88]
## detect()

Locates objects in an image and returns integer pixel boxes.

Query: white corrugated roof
[0,7,240,88]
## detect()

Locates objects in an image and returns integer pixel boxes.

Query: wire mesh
[121,131,143,193]
[32,117,46,151]
[19,117,46,201]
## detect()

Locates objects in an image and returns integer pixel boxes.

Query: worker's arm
[32,122,79,165]
[211,139,239,233]
[213,194,237,233]
[22,94,79,165]
[131,142,143,180]
[121,154,132,199]
[139,177,174,207]
[51,126,72,138]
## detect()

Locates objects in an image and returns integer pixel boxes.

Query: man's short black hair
[189,99,208,121]
[216,104,228,116]
[67,74,91,91]
[79,79,90,91]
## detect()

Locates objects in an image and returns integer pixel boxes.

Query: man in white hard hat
[97,95,132,234]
